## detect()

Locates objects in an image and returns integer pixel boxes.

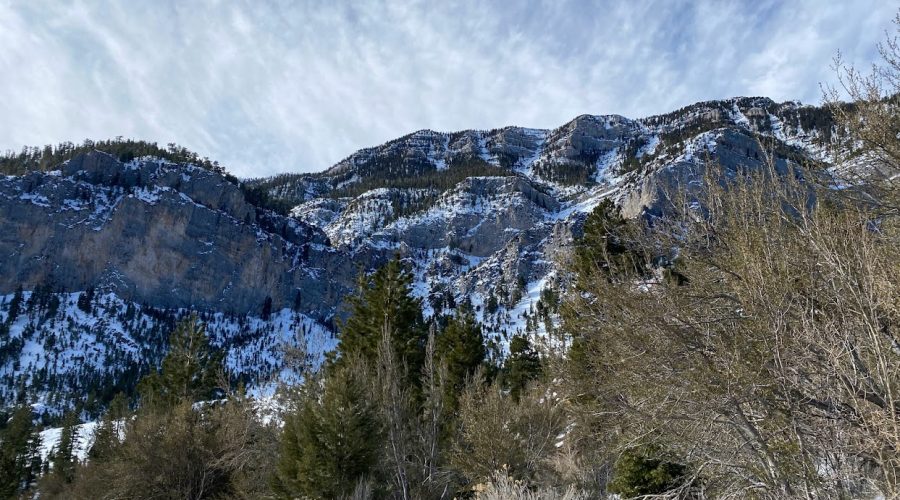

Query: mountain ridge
[0,95,843,412]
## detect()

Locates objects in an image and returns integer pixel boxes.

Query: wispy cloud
[0,0,893,176]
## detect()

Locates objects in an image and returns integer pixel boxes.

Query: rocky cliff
[0,96,842,411]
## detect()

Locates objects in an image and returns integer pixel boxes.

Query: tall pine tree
[0,406,42,497]
[274,360,381,499]
[338,256,427,385]
[438,309,486,411]
[88,392,129,461]
[503,336,542,401]
[51,410,79,484]
[137,315,222,408]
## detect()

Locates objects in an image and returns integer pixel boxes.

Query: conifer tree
[438,309,486,411]
[573,198,647,281]
[261,296,273,320]
[608,446,689,498]
[137,315,222,408]
[88,392,128,460]
[0,406,40,497]
[503,336,542,401]
[338,256,427,384]
[76,287,94,313]
[24,427,42,490]
[51,410,79,484]
[274,360,381,499]
[6,286,23,325]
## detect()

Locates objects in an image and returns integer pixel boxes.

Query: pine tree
[274,361,381,499]
[137,315,222,408]
[6,286,23,325]
[88,392,128,460]
[503,336,542,401]
[76,287,95,313]
[573,199,647,281]
[0,406,39,497]
[261,296,273,320]
[52,410,79,484]
[338,256,427,384]
[608,446,689,498]
[485,293,499,314]
[438,309,486,411]
[24,426,42,491]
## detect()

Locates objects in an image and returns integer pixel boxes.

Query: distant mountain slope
[0,96,844,411]
[248,96,833,204]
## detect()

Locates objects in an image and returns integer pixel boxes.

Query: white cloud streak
[0,0,894,176]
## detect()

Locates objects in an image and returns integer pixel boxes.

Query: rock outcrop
[0,96,845,410]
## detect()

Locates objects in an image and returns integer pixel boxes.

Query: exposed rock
[0,96,849,410]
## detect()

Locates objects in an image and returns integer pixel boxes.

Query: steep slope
[0,151,357,319]
[0,96,842,412]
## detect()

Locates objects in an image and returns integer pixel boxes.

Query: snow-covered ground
[39,421,99,464]
[0,291,335,414]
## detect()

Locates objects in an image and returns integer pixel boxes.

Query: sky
[0,1,895,177]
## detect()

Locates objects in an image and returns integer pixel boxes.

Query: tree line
[1,11,899,500]
[0,138,229,177]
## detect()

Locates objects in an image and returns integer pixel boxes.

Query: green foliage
[239,184,294,216]
[0,138,228,177]
[6,286,23,325]
[88,393,129,461]
[503,336,542,401]
[50,411,79,484]
[451,377,565,488]
[573,199,647,282]
[620,136,650,175]
[76,287,94,314]
[69,397,276,499]
[137,315,223,408]
[608,447,689,498]
[531,160,595,186]
[486,293,499,314]
[261,296,273,320]
[0,406,42,497]
[437,309,486,411]
[274,362,381,499]
[337,257,427,384]
[327,157,512,200]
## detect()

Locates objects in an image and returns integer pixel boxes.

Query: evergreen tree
[485,293,499,314]
[503,336,542,401]
[6,286,23,325]
[608,446,689,498]
[0,406,40,497]
[76,287,95,313]
[573,199,647,281]
[24,427,42,490]
[88,392,128,460]
[137,315,222,408]
[51,410,79,484]
[437,309,486,411]
[338,257,426,384]
[274,361,381,499]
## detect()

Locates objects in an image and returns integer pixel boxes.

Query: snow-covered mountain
[0,96,841,412]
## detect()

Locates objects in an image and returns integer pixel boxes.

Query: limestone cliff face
[1,98,837,322]
[0,97,845,410]
[0,151,354,319]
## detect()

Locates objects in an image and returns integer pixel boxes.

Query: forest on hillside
[1,12,900,500]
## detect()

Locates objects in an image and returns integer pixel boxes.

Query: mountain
[0,96,840,414]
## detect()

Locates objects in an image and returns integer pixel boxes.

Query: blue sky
[0,1,894,177]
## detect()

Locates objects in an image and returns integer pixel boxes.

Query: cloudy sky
[0,1,894,177]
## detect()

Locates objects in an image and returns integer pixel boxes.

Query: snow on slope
[0,291,334,413]
[39,421,99,463]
